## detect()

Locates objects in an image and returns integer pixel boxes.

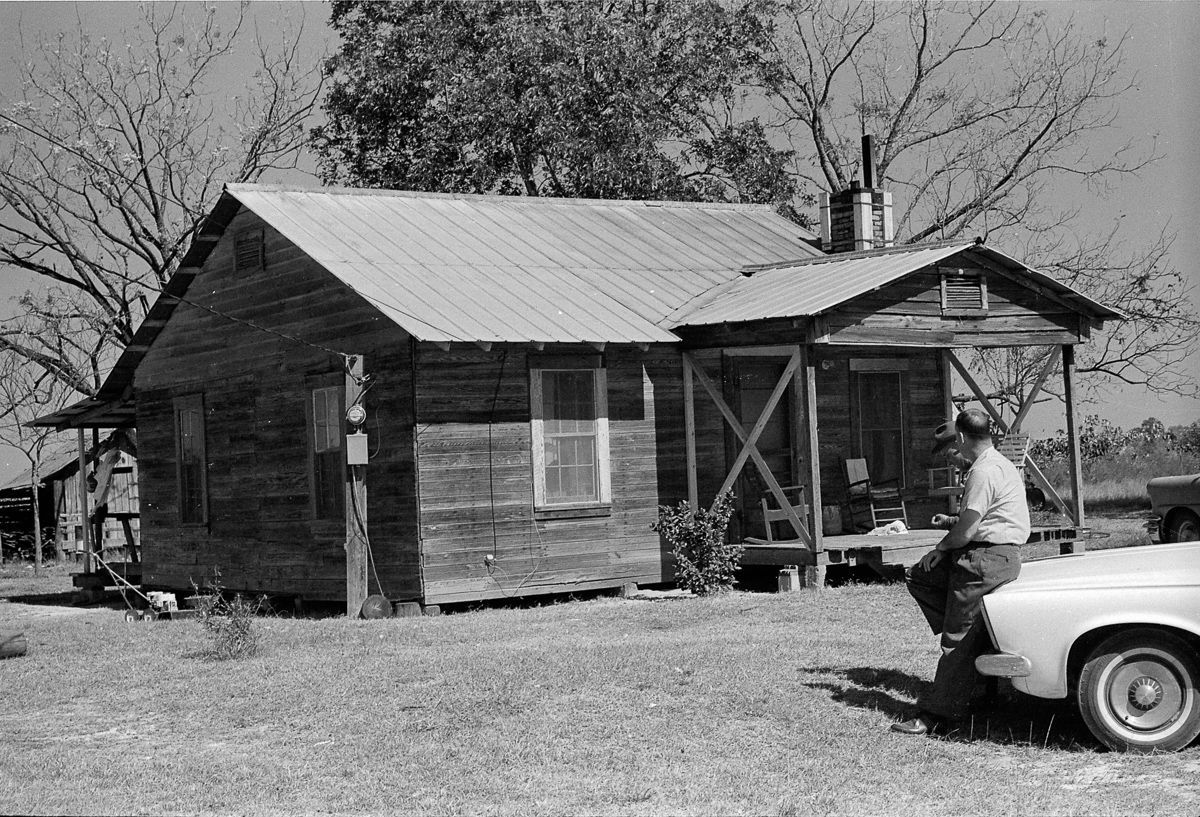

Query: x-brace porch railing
[681,345,823,554]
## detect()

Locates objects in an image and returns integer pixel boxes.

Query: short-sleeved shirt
[960,446,1031,545]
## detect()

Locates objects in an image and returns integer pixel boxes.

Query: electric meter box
[346,432,369,466]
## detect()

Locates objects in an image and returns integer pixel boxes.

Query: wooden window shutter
[234,230,264,271]
[940,270,988,316]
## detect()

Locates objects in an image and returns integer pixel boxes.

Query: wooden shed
[0,436,139,563]
[31,183,1120,612]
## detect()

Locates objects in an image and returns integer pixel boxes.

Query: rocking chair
[843,458,908,531]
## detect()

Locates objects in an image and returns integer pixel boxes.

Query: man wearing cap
[891,408,1029,736]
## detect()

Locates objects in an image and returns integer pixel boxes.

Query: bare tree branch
[0,1,324,394]
[760,0,1194,402]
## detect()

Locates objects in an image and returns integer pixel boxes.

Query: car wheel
[1078,628,1200,753]
[1164,510,1200,543]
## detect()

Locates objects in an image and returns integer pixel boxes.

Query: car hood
[992,541,1200,594]
[1147,473,1200,511]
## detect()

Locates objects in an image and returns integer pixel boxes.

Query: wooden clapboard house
[31,175,1121,612]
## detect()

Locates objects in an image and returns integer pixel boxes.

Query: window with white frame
[530,367,611,508]
[311,386,344,519]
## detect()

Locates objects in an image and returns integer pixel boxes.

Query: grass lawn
[1,515,1197,816]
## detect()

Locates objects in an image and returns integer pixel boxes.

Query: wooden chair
[745,485,810,545]
[927,463,963,497]
[995,433,1030,474]
[844,458,908,531]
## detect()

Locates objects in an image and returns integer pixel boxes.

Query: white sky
[0,1,1197,483]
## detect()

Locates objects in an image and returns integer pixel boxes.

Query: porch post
[940,350,958,513]
[1062,344,1086,551]
[682,354,698,509]
[77,428,92,573]
[801,345,824,588]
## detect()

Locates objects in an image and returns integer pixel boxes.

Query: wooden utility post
[344,355,369,617]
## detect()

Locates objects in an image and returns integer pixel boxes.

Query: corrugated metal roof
[228,185,823,344]
[0,448,78,491]
[667,241,1125,327]
[30,185,1125,430]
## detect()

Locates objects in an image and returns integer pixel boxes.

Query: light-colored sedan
[976,541,1200,753]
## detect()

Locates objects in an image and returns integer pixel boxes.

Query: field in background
[1,513,1195,817]
[1033,416,1199,513]
[1041,452,1199,513]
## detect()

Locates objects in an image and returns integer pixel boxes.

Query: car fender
[981,585,1200,699]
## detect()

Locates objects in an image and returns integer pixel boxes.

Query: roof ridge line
[225,183,779,213]
[741,238,973,274]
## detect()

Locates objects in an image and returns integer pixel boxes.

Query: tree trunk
[30,469,43,575]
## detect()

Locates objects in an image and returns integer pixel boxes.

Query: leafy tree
[1169,421,1200,456]
[312,0,806,214]
[315,1,1193,405]
[0,1,324,397]
[759,0,1196,402]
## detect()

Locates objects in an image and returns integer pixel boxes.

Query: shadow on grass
[4,590,78,606]
[805,666,1098,752]
[737,564,902,593]
[803,666,924,720]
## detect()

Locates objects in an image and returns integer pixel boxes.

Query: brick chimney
[819,135,894,253]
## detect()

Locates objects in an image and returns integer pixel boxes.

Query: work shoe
[890,711,952,735]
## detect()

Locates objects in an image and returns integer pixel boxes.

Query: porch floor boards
[740,525,1081,570]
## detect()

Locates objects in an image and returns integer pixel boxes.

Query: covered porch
[669,241,1122,587]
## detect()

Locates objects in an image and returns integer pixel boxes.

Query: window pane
[859,375,902,428]
[176,404,206,523]
[313,388,341,453]
[857,373,904,484]
[539,369,601,504]
[312,387,344,518]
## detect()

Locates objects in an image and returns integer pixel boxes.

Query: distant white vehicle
[975,541,1200,753]
[1148,473,1200,543]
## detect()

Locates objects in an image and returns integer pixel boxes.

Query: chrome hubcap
[1108,660,1184,731]
[1129,676,1164,711]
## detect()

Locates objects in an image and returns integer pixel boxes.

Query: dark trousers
[906,543,1021,720]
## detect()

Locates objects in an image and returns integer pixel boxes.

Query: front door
[730,357,798,539]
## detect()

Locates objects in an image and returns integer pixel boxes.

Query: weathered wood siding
[812,348,945,525]
[669,347,944,539]
[135,207,420,601]
[415,344,675,605]
[816,262,1083,347]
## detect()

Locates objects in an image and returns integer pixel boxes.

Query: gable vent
[234,230,264,271]
[940,270,987,315]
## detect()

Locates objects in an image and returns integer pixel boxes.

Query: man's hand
[917,548,943,572]
[931,513,956,529]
